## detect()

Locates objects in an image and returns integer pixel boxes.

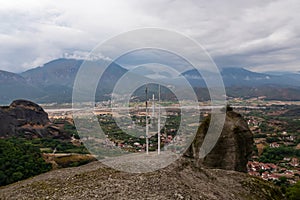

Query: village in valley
[229,97,300,185]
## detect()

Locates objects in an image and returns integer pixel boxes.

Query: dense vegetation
[0,139,51,186]
[0,119,96,186]
[286,180,300,200]
[259,146,300,163]
[30,138,89,154]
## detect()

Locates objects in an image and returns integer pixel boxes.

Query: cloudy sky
[0,0,299,73]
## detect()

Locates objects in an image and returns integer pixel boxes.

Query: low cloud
[0,0,299,72]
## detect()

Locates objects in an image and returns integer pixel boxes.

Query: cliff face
[0,99,69,139]
[184,109,254,172]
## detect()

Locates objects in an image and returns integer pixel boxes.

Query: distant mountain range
[182,68,300,87]
[0,58,300,104]
[182,68,300,101]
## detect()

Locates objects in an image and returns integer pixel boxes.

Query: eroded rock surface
[0,159,285,200]
[0,99,69,139]
[184,109,253,172]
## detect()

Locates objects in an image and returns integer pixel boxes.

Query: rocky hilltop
[184,108,253,172]
[0,107,285,199]
[0,99,69,139]
[0,158,284,200]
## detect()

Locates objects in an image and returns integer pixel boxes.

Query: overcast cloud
[0,0,299,73]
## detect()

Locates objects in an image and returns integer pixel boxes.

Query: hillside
[0,70,45,104]
[21,58,128,103]
[0,59,128,104]
[182,68,300,87]
[183,68,300,101]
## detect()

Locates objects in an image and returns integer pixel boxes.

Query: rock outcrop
[184,109,253,172]
[0,160,285,200]
[0,99,69,139]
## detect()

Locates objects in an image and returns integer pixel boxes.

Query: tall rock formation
[184,108,253,172]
